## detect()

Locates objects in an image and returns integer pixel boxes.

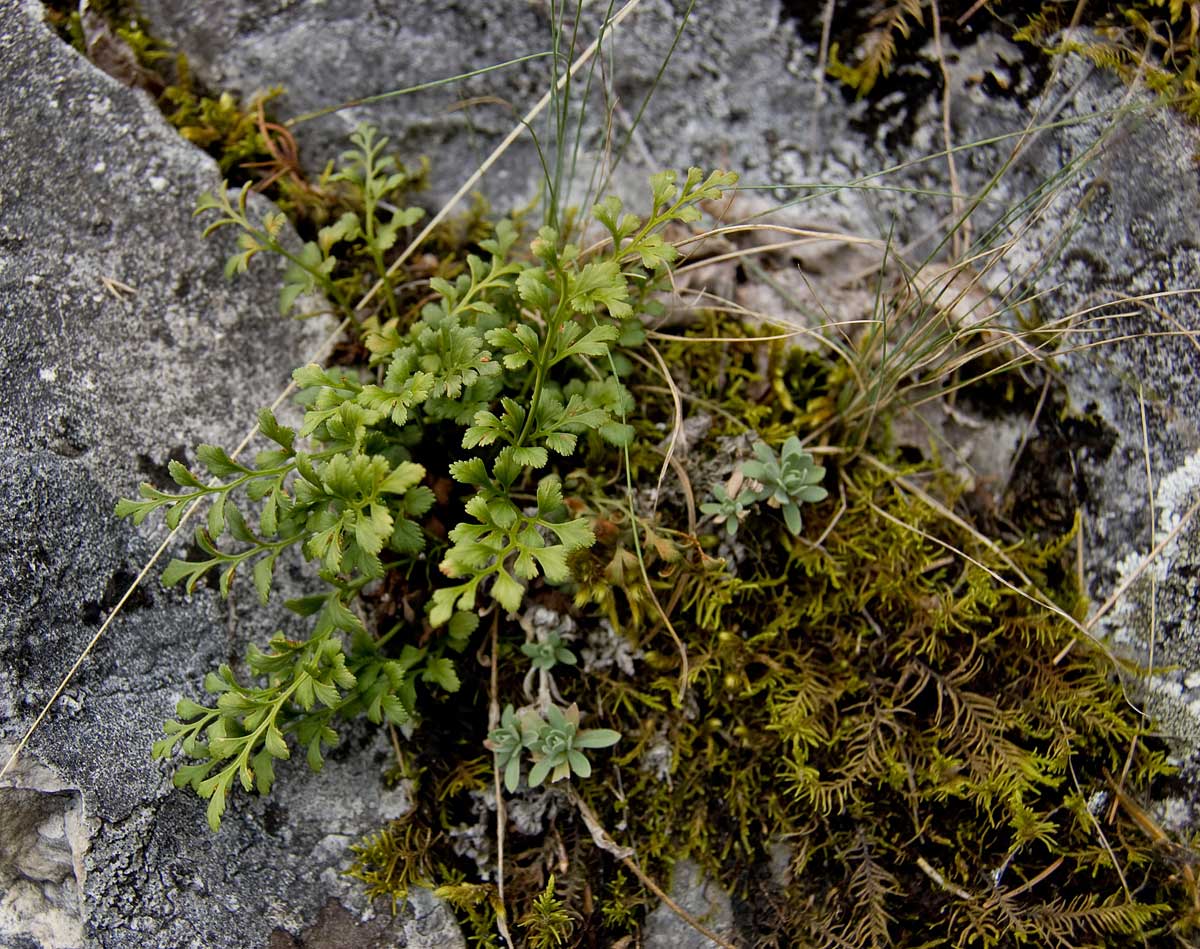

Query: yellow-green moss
[823,1,1200,123]
[344,305,1199,947]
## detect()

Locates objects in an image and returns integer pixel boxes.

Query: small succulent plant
[520,630,577,672]
[742,436,828,535]
[485,705,535,793]
[526,703,620,786]
[699,483,756,538]
[487,703,619,791]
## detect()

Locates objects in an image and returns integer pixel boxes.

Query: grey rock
[135,0,555,209]
[642,859,735,949]
[132,0,888,224]
[0,1,461,946]
[0,755,91,949]
[987,51,1200,765]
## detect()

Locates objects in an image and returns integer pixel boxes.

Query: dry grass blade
[487,613,515,946]
[1106,385,1158,817]
[642,342,684,516]
[672,222,883,261]
[284,52,554,128]
[814,0,837,107]
[1064,754,1136,905]
[648,319,876,346]
[915,855,974,901]
[929,2,969,260]
[984,857,1064,908]
[567,789,737,949]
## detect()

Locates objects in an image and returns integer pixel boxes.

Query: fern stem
[515,277,570,447]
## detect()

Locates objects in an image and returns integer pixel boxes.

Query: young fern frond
[151,586,466,830]
[153,593,360,831]
[194,123,426,320]
[195,183,352,315]
[327,124,425,320]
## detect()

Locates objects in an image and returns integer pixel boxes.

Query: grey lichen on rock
[998,49,1200,770]
[1102,449,1200,763]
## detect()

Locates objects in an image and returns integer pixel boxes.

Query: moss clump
[583,466,1190,945]
[336,307,1198,947]
[807,1,1200,123]
[346,807,442,913]
[1019,1,1200,123]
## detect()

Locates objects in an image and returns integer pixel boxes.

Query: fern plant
[192,123,426,319]
[119,125,737,828]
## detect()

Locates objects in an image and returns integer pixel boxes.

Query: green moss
[338,301,1198,946]
[63,6,1193,934]
[1021,2,1200,123]
[820,1,1200,124]
[583,460,1189,944]
[518,876,575,948]
[346,810,443,913]
[42,3,86,55]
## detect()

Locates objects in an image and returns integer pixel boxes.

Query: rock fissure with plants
[18,0,1200,946]
[111,115,1200,945]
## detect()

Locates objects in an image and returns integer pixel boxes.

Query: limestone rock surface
[0,1,461,946]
